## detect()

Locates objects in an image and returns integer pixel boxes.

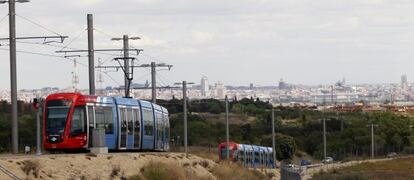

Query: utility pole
[123,35,130,97]
[331,85,334,105]
[151,62,156,103]
[9,0,18,154]
[173,81,194,158]
[323,118,326,159]
[183,81,188,158]
[0,0,66,153]
[272,108,276,168]
[367,123,378,159]
[225,95,230,160]
[57,32,142,97]
[34,98,42,155]
[87,14,95,95]
[97,62,172,99]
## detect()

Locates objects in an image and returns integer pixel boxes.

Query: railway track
[0,164,21,180]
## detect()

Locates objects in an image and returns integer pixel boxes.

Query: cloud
[191,31,215,43]
[74,0,102,6]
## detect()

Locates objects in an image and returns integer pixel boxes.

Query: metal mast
[151,62,156,103]
[87,14,95,95]
[9,0,18,154]
[225,95,230,160]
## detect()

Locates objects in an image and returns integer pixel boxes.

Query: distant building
[249,83,254,90]
[201,76,209,97]
[214,82,226,99]
[279,79,288,90]
[401,74,408,89]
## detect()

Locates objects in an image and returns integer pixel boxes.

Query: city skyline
[1,0,414,90]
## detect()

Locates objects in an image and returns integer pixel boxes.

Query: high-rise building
[214,81,226,99]
[249,83,254,90]
[279,78,287,90]
[201,76,209,97]
[401,74,408,89]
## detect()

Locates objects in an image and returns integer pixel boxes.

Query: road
[302,157,395,179]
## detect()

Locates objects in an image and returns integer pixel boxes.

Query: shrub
[212,162,268,180]
[21,160,40,178]
[138,161,186,180]
[111,165,121,178]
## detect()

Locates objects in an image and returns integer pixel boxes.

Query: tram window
[95,106,114,134]
[143,109,153,136]
[127,109,133,135]
[157,113,162,141]
[133,109,141,147]
[165,116,169,140]
[239,151,244,162]
[87,106,94,128]
[70,106,86,137]
[104,108,113,134]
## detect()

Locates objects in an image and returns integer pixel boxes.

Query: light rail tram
[218,142,276,168]
[43,93,169,152]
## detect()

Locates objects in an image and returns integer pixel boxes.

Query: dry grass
[110,165,121,178]
[313,157,414,180]
[20,160,40,178]
[189,146,219,162]
[212,161,268,180]
[138,161,187,180]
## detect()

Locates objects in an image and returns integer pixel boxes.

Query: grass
[212,161,269,180]
[188,146,219,162]
[135,161,187,180]
[312,157,414,180]
[130,158,268,180]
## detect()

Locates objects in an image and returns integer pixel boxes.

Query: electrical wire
[16,40,120,57]
[0,14,8,25]
[94,27,116,39]
[15,14,63,36]
[0,47,122,86]
[59,28,86,51]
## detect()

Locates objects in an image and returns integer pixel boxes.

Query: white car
[322,157,334,164]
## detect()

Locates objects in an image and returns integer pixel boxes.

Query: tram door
[119,107,128,149]
[133,109,141,149]
[86,105,95,148]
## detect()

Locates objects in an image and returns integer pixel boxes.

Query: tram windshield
[45,100,72,135]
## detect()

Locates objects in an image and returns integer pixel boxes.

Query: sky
[1,0,414,90]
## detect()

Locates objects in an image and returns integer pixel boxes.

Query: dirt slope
[0,153,216,180]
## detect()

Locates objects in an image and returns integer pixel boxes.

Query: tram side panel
[140,100,155,150]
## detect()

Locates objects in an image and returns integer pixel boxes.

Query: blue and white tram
[43,93,170,151]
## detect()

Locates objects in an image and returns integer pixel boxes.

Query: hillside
[312,156,414,180]
[0,152,278,180]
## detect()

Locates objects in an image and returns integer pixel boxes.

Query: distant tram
[43,93,169,151]
[218,142,276,168]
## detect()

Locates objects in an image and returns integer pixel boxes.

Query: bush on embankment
[129,160,269,180]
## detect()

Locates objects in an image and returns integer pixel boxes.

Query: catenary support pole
[87,14,95,95]
[183,81,188,158]
[9,0,18,154]
[272,108,276,168]
[151,62,156,103]
[123,35,130,97]
[371,124,375,159]
[226,95,230,160]
[323,118,326,159]
[36,99,42,155]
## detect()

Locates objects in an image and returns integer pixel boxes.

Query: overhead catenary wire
[15,40,120,57]
[0,47,122,86]
[0,14,8,25]
[59,28,87,51]
[94,27,116,39]
[15,14,63,36]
